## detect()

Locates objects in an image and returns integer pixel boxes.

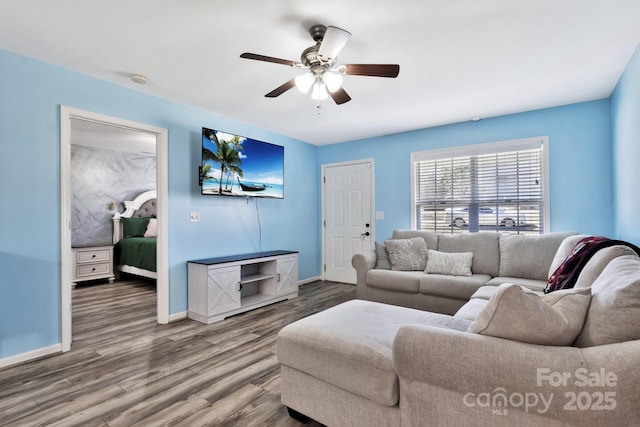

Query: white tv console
[187,250,298,324]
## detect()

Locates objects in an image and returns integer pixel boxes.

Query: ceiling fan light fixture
[239,23,399,105]
[294,72,315,94]
[323,71,343,93]
[311,78,329,101]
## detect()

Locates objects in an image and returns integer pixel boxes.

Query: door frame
[60,106,169,352]
[321,159,375,282]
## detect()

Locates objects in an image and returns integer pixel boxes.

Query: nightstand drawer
[76,249,111,264]
[76,262,111,277]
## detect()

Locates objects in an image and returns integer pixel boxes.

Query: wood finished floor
[0,278,356,426]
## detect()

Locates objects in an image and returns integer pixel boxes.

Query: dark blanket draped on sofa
[545,236,640,293]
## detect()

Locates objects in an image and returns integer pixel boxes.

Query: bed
[112,190,157,280]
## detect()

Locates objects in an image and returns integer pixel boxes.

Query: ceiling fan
[240,24,400,105]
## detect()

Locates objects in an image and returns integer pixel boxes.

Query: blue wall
[0,49,320,359]
[2,39,639,361]
[611,43,640,245]
[319,100,613,240]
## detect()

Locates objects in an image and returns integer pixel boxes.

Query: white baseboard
[299,276,322,285]
[169,311,188,322]
[0,343,62,369]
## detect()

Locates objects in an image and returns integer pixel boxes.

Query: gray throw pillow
[468,283,592,346]
[574,255,640,347]
[374,241,391,269]
[385,237,428,271]
[425,250,473,276]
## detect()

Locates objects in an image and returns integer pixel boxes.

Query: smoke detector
[130,74,148,84]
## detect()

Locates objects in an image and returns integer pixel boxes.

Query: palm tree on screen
[203,132,244,194]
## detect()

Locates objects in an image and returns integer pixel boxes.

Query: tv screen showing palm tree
[201,127,284,199]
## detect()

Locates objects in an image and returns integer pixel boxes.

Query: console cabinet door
[207,265,241,315]
[276,255,298,296]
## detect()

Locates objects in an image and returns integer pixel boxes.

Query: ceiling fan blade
[318,26,352,62]
[265,79,296,98]
[240,52,300,67]
[344,64,400,78]
[329,87,352,105]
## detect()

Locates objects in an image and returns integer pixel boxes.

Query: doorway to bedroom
[60,106,169,352]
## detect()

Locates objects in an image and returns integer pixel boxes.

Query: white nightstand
[72,245,116,287]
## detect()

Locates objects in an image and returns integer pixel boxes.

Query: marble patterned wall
[71,145,156,247]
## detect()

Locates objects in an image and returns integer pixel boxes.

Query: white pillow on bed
[144,218,158,237]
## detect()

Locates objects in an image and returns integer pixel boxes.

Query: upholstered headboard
[112,190,157,243]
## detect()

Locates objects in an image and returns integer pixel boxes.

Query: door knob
[361,232,370,237]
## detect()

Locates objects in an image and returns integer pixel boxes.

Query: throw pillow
[425,250,473,276]
[385,237,428,271]
[144,217,158,237]
[467,283,592,346]
[374,242,391,269]
[122,217,151,238]
[574,255,640,347]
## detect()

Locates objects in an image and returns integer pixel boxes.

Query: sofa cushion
[392,229,438,251]
[574,245,639,288]
[575,255,640,347]
[454,298,489,321]
[469,285,501,300]
[425,250,473,276]
[419,273,492,300]
[499,232,576,280]
[366,269,422,293]
[385,237,428,271]
[485,276,547,292]
[374,241,391,269]
[467,283,592,346]
[276,300,471,407]
[438,232,500,276]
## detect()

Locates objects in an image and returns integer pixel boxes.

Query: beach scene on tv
[201,128,284,198]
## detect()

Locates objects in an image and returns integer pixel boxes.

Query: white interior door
[323,160,373,284]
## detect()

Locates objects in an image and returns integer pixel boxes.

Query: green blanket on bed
[115,237,157,272]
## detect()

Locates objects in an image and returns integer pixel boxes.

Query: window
[411,137,548,234]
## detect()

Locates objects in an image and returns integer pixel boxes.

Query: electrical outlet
[190,211,200,223]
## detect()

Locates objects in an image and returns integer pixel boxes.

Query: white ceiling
[2,1,640,146]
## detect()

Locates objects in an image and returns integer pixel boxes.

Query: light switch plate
[190,211,200,223]
[375,211,384,220]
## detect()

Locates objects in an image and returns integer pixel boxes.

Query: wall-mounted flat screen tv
[201,127,284,199]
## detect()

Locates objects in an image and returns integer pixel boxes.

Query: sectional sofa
[352,229,585,314]
[277,230,640,426]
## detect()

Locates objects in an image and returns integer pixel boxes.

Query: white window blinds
[412,138,547,234]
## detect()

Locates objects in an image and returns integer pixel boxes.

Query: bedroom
[71,119,158,278]
[69,119,159,324]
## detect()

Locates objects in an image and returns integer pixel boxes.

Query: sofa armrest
[393,325,640,425]
[352,250,376,299]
